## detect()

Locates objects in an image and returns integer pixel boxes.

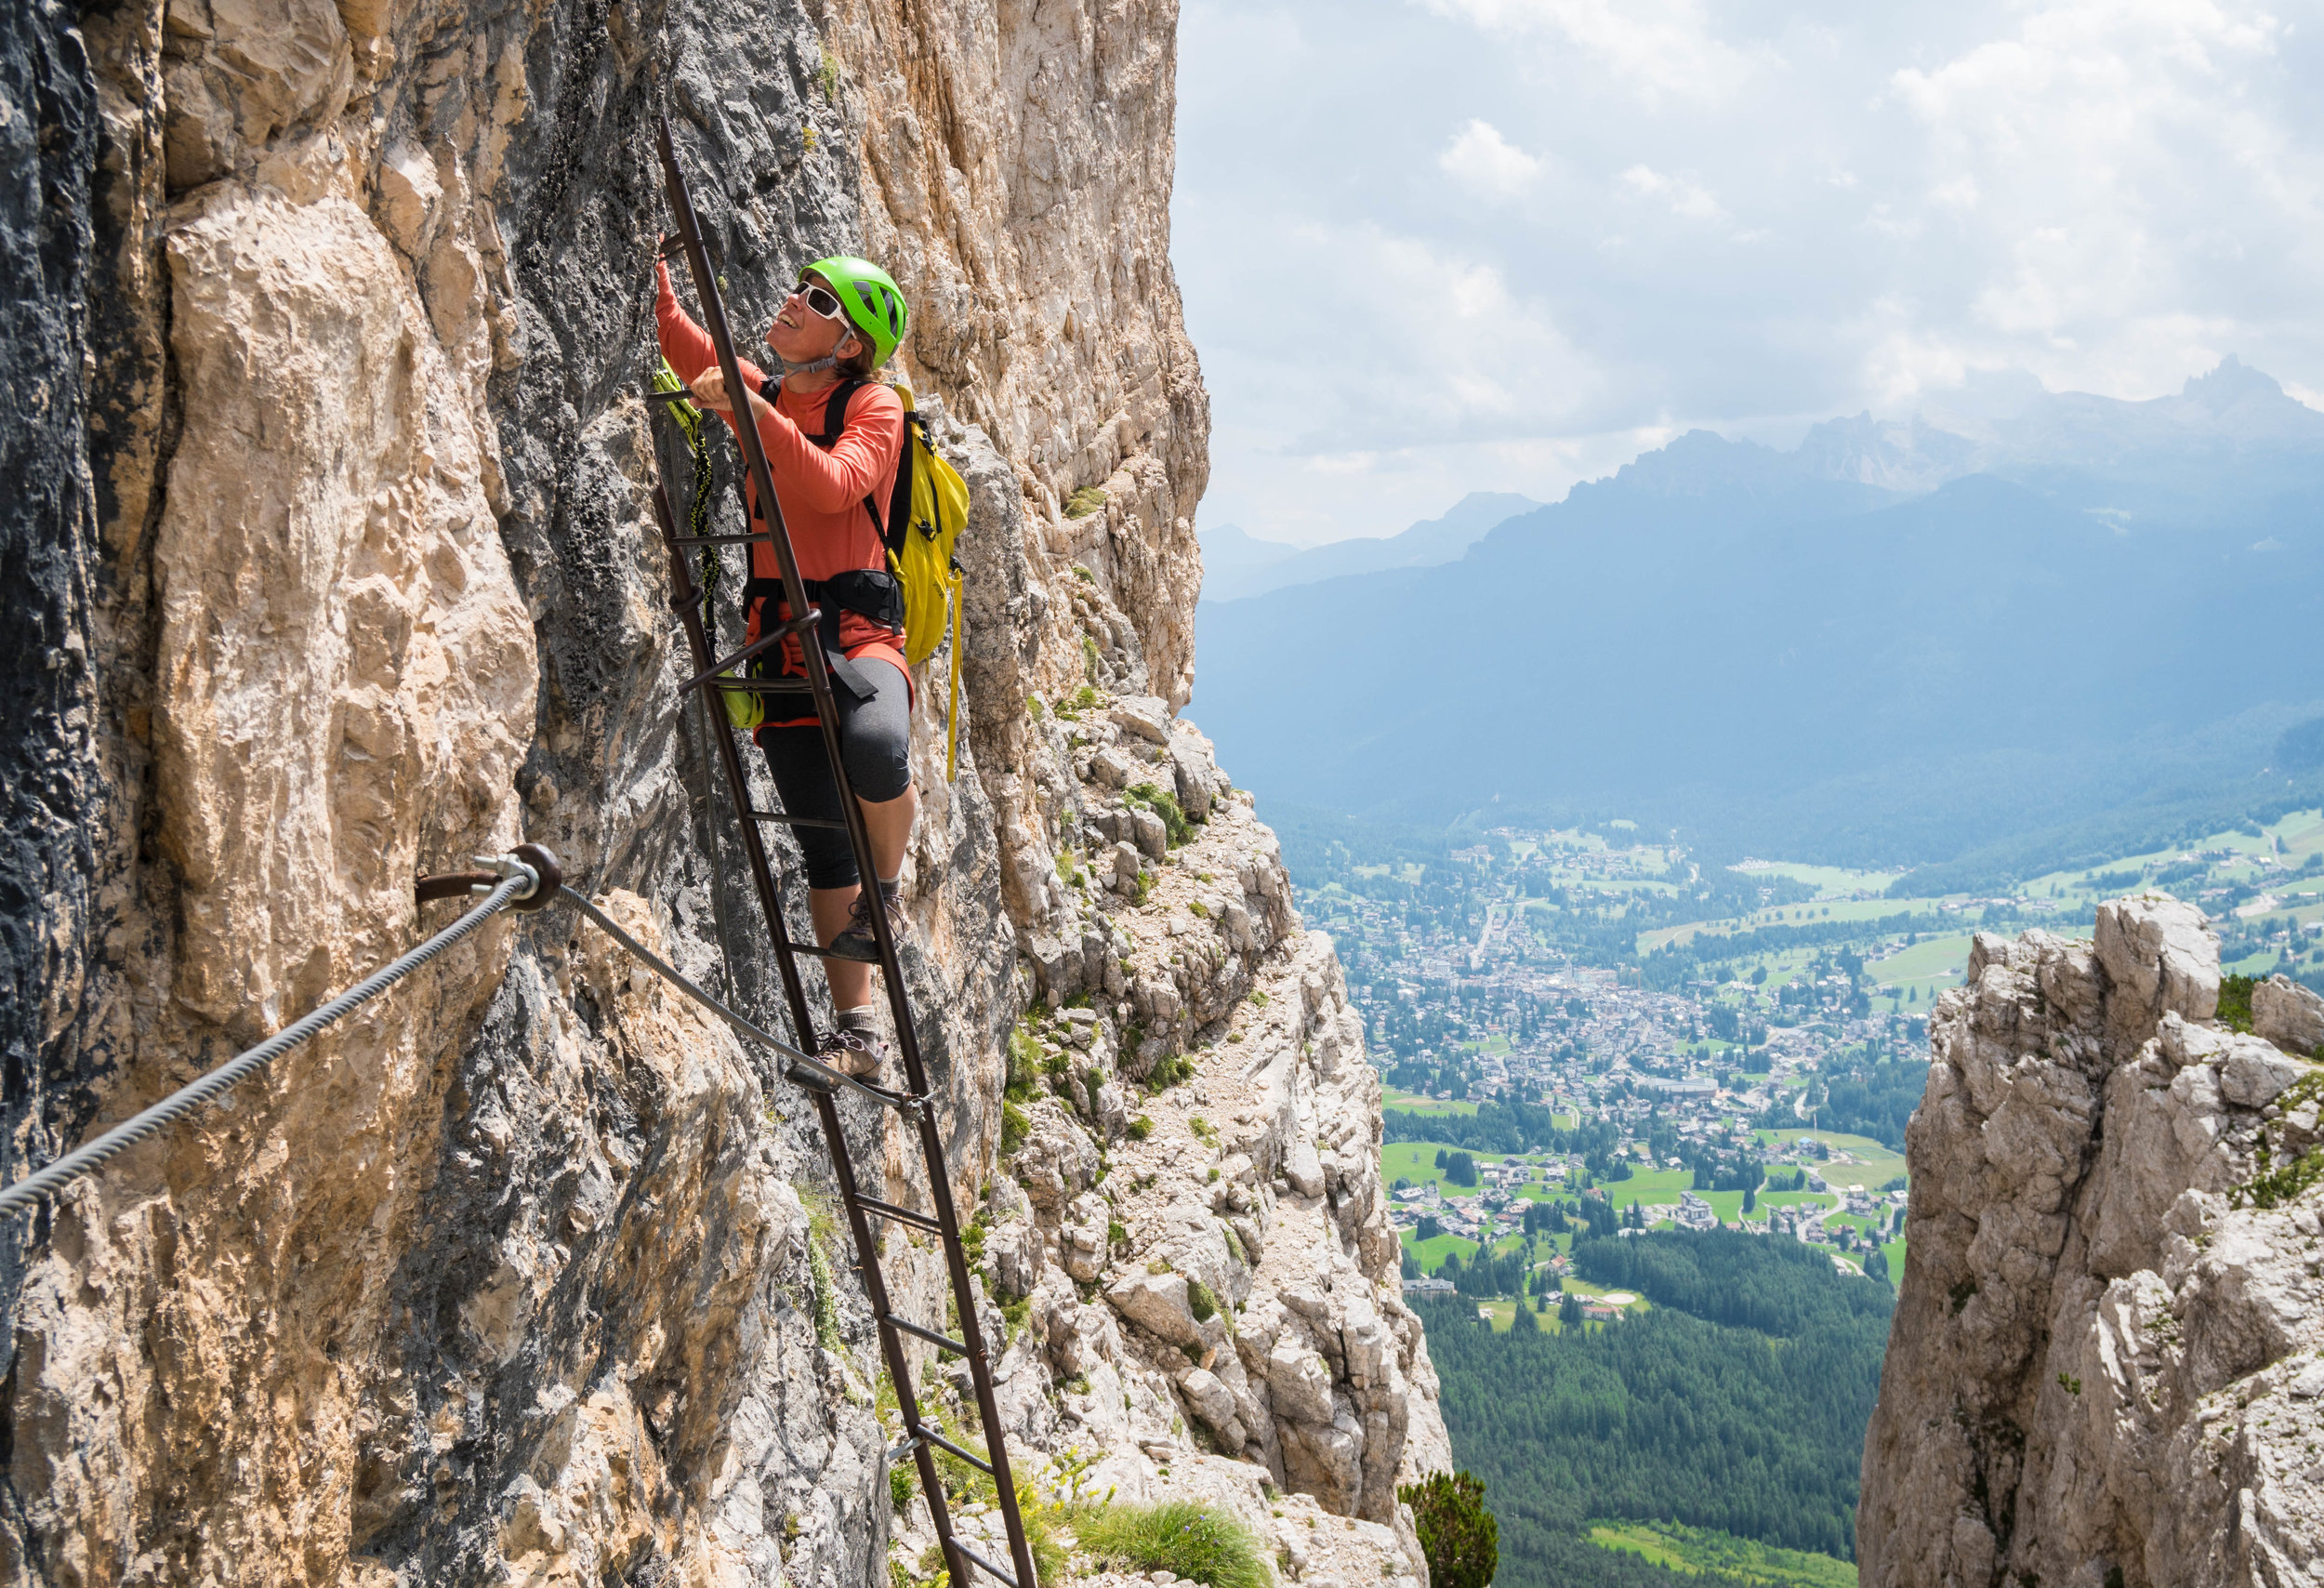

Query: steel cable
[557,886,909,1110]
[0,871,534,1217]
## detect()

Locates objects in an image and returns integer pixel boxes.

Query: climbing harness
[641,112,1038,1588]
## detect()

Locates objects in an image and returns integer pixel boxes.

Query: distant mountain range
[1199,492,1539,601]
[1194,360,2324,879]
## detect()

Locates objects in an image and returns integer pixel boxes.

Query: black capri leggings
[756,655,913,890]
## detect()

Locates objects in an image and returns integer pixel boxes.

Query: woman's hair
[835,329,880,379]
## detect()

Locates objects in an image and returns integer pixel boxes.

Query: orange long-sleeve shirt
[657,261,908,717]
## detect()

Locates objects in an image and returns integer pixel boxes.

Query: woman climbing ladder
[655,243,916,1079]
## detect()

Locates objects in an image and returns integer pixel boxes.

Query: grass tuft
[1075,1501,1271,1588]
[1126,782,1195,844]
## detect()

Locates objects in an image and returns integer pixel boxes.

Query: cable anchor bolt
[469,844,564,912]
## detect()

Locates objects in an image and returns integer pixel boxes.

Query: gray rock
[1110,696,1172,745]
[1284,1137,1326,1198]
[1060,1194,1110,1282]
[1175,1365,1241,1439]
[1169,733,1219,819]
[1028,933,1077,1003]
[2254,973,2324,1056]
[2095,893,2219,1035]
[1090,747,1134,788]
[1860,895,2324,1588]
[1105,1271,1204,1347]
[1129,806,1169,858]
[2219,1035,2310,1107]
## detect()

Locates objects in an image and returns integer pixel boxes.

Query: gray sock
[877,874,902,906]
[837,1004,879,1035]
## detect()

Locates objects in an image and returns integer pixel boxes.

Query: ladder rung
[664,533,775,546]
[782,1056,921,1115]
[950,1541,1020,1588]
[855,1193,944,1235]
[916,1422,995,1475]
[702,678,814,696]
[681,613,820,693]
[747,809,851,830]
[885,1315,971,1356]
[889,1432,924,1462]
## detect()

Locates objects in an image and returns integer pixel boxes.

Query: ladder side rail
[656,115,1039,1588]
[809,1086,965,1571]
[911,1099,1040,1588]
[655,113,917,1068]
[655,117,817,642]
[654,115,923,1092]
[650,483,819,1048]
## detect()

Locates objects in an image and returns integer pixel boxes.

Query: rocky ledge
[1860,894,2324,1588]
[884,681,1450,1588]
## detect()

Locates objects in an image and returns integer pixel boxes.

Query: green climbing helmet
[805,255,909,368]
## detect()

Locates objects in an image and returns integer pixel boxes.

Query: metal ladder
[645,113,1037,1588]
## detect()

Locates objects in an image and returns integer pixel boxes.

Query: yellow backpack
[880,383,970,780]
[805,377,972,780]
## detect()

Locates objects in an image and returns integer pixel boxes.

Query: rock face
[1860,895,2324,1588]
[0,0,1434,1582]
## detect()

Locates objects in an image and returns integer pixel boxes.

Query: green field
[1728,861,1905,899]
[1380,1087,1480,1117]
[1756,1130,1906,1189]
[1865,932,1974,999]
[1401,1229,1479,1268]
[1644,894,1914,953]
[1381,1140,1567,1190]
[1466,1276,1653,1333]
[1588,1519,1859,1587]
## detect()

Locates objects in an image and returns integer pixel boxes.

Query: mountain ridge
[1201,490,1540,601]
[1194,362,2324,872]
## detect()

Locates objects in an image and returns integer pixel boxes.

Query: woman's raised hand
[688,366,734,413]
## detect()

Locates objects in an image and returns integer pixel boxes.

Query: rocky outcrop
[887,725,1447,1588]
[0,0,1433,1582]
[1859,895,2324,1588]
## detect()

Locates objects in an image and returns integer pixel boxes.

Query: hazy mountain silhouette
[1199,492,1540,602]
[1194,362,2324,874]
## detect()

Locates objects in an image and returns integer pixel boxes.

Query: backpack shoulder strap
[799,377,894,543]
[881,409,921,559]
[806,377,868,449]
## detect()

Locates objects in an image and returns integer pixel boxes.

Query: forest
[1414,1231,1890,1584]
[1800,1051,1926,1148]
[1381,1100,1617,1158]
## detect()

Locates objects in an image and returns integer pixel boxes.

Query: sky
[1170,0,2324,547]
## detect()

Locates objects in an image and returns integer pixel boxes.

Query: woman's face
[765,272,860,366]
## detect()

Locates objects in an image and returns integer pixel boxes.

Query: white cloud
[1175,0,2324,542]
[1419,0,1770,106]
[1440,120,1544,202]
[1618,165,1728,223]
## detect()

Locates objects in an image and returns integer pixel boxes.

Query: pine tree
[1399,1472,1499,1588]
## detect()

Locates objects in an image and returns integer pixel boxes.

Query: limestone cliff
[1860,896,2324,1588]
[0,0,1440,1583]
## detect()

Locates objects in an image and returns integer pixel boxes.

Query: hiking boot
[826,886,905,962]
[816,1022,886,1080]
